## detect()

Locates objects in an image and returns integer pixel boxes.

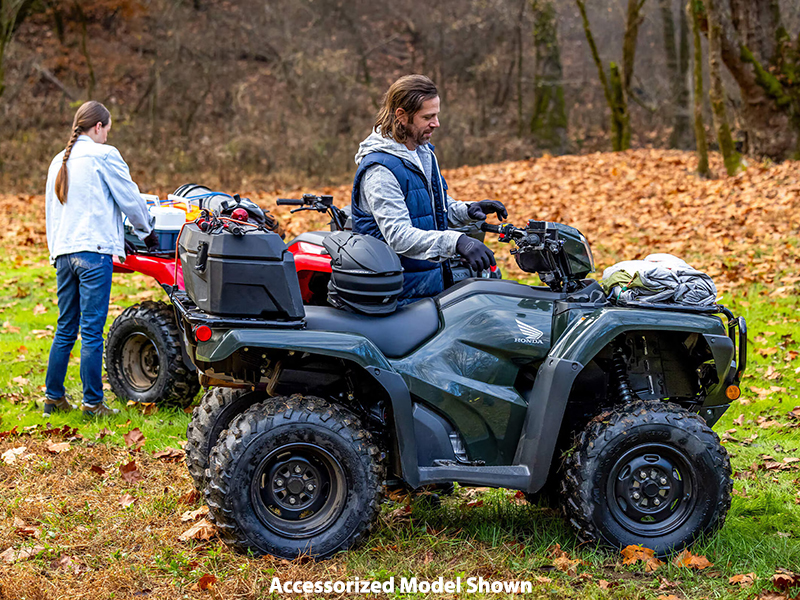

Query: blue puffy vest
[351,149,450,304]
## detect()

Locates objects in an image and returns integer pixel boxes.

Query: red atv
[106,192,341,408]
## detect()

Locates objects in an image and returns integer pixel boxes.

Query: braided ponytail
[53,101,111,205]
[54,127,81,204]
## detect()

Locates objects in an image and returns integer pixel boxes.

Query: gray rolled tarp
[601,253,718,306]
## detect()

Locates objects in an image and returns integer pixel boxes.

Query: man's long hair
[374,75,438,143]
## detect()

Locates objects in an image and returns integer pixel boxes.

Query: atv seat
[303,298,440,358]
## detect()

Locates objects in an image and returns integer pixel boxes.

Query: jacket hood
[355,128,430,167]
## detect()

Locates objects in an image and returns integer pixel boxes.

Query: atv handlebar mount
[277,194,349,231]
[479,220,594,293]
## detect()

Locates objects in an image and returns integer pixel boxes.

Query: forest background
[1,0,800,193]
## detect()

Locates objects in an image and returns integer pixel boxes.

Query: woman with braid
[44,101,157,417]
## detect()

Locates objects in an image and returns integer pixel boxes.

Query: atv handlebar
[276,198,305,206]
[479,220,526,242]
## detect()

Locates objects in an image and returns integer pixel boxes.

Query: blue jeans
[45,252,113,406]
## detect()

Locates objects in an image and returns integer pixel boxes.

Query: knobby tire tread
[560,400,732,554]
[105,301,200,407]
[205,394,384,558]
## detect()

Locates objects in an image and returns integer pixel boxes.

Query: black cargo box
[178,223,305,320]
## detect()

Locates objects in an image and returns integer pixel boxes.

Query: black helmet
[322,232,403,315]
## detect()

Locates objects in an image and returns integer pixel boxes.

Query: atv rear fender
[515,305,742,493]
[194,328,422,487]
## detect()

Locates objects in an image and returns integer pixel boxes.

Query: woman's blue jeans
[45,252,113,406]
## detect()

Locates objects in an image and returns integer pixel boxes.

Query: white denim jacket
[45,135,154,264]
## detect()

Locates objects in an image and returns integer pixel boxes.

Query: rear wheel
[105,301,200,407]
[561,400,731,556]
[185,387,263,489]
[205,395,384,559]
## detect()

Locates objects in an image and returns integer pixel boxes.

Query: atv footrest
[418,464,530,489]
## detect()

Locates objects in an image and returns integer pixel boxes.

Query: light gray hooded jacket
[354,130,475,261]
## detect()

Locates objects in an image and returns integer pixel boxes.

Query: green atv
[173,211,746,559]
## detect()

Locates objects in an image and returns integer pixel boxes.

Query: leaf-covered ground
[1,149,799,599]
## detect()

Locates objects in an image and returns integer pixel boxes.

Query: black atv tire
[105,301,200,407]
[561,400,731,556]
[205,395,384,559]
[185,387,264,489]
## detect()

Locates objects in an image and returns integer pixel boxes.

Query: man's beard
[404,123,432,147]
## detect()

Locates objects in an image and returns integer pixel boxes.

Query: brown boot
[80,402,120,417]
[42,395,76,417]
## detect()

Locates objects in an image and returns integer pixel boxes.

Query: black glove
[456,234,496,272]
[123,239,137,257]
[467,199,508,221]
[143,230,160,253]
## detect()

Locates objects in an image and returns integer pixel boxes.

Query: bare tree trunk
[610,62,631,151]
[661,0,692,148]
[699,0,799,160]
[0,0,31,98]
[689,0,709,176]
[706,0,741,175]
[676,1,692,148]
[516,0,525,137]
[575,0,630,151]
[623,0,647,94]
[74,2,95,99]
[530,0,567,152]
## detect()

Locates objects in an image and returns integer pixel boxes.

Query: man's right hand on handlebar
[456,234,496,272]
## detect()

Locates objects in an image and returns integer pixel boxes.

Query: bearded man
[352,74,507,305]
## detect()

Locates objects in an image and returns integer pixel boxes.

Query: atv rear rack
[170,290,304,331]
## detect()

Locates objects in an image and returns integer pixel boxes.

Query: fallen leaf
[599,579,620,589]
[181,506,209,522]
[120,460,143,485]
[547,543,586,576]
[90,465,106,476]
[153,447,185,462]
[729,572,756,586]
[119,493,137,508]
[123,428,146,451]
[178,490,201,505]
[96,428,114,440]
[179,518,216,542]
[45,440,71,454]
[672,549,713,569]
[772,570,799,591]
[2,446,26,465]
[621,545,663,572]
[32,303,47,315]
[52,554,87,575]
[0,545,45,564]
[196,574,217,591]
[11,376,29,386]
[14,517,41,539]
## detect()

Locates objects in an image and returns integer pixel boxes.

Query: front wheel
[205,395,384,559]
[561,400,731,556]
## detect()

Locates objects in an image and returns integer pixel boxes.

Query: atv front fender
[196,329,421,487]
[515,306,733,494]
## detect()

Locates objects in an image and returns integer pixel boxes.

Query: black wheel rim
[120,332,160,392]
[606,443,697,537]
[251,443,347,539]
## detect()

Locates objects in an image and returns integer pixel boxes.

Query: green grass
[1,246,800,598]
[0,247,193,450]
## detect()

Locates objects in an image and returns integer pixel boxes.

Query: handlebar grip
[479,222,502,234]
[276,198,304,206]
